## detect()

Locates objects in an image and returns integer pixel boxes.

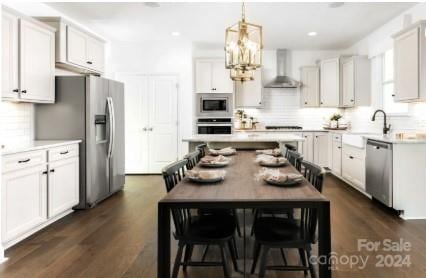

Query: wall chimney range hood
[264,49,299,88]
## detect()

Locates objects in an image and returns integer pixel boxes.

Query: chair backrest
[184,149,200,170]
[161,159,188,192]
[196,143,207,160]
[287,150,303,171]
[161,159,191,237]
[284,143,297,157]
[300,160,325,193]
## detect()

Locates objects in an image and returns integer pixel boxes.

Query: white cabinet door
[211,60,233,93]
[195,60,213,93]
[86,36,105,72]
[342,59,355,107]
[320,58,340,107]
[48,157,79,218]
[331,140,342,175]
[2,11,19,99]
[301,133,314,163]
[2,165,47,243]
[300,66,319,107]
[394,27,420,101]
[67,26,88,68]
[313,133,329,167]
[19,19,55,102]
[148,76,178,173]
[235,70,262,107]
[117,74,150,174]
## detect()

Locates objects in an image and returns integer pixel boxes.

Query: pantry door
[115,74,178,174]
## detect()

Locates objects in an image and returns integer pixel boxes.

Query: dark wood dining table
[158,150,331,277]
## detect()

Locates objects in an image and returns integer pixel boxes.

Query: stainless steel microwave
[196,93,233,117]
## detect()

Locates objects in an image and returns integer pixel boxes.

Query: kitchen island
[183,133,304,151]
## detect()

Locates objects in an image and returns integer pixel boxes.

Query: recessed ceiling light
[171,31,181,37]
[308,32,317,37]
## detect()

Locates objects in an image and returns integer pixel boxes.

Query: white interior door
[148,76,178,173]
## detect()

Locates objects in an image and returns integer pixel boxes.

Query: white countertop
[363,134,426,144]
[235,128,328,132]
[182,133,304,143]
[1,140,82,155]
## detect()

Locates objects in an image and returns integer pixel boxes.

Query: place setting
[208,146,237,156]
[255,148,282,157]
[255,154,288,167]
[186,169,226,184]
[199,155,231,168]
[255,168,304,187]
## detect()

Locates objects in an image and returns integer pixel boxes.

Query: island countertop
[182,133,305,142]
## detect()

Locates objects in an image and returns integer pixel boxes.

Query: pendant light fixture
[225,2,263,81]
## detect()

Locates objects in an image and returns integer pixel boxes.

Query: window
[382,49,408,114]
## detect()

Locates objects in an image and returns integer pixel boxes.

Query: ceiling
[47,2,415,50]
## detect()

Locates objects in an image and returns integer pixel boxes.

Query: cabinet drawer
[48,144,79,162]
[2,150,46,173]
[342,144,365,159]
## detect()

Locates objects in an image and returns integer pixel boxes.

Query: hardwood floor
[1,174,426,277]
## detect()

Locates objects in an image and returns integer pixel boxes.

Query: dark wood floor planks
[0,174,426,277]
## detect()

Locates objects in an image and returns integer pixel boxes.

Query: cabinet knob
[338,146,341,149]
[350,99,354,102]
[50,169,55,173]
[392,94,396,97]
[304,102,308,104]
[320,101,323,104]
[86,61,93,65]
[259,102,262,104]
[12,89,19,93]
[349,156,354,159]
[21,90,27,94]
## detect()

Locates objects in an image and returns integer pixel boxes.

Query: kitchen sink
[342,133,380,148]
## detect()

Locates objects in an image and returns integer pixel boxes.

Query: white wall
[194,48,342,128]
[343,2,426,133]
[108,40,193,157]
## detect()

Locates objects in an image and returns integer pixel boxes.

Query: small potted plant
[330,113,343,128]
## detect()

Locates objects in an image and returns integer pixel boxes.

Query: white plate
[188,176,224,183]
[264,177,304,187]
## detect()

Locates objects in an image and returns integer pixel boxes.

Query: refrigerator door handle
[107,97,114,158]
[110,97,116,157]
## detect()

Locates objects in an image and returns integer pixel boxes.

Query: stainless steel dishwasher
[366,139,393,207]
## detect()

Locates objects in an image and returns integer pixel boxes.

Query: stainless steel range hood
[264,49,299,88]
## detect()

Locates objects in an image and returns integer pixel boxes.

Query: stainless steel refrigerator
[35,75,125,209]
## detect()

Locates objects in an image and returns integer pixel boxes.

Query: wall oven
[197,93,233,117]
[196,118,233,134]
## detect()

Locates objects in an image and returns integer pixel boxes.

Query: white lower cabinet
[331,139,342,175]
[301,133,314,162]
[48,157,79,218]
[313,132,329,167]
[341,144,366,190]
[1,164,48,243]
[1,143,79,248]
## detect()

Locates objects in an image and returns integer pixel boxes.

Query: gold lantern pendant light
[225,2,263,81]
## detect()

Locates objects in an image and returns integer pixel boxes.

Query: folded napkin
[255,148,282,157]
[255,154,287,164]
[209,147,236,156]
[187,169,226,180]
[255,168,303,183]
[201,155,230,164]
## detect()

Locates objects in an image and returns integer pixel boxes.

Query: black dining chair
[286,150,303,172]
[284,143,297,157]
[162,160,239,278]
[250,160,325,278]
[184,150,200,170]
[196,143,208,160]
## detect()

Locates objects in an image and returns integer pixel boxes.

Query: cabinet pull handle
[87,61,93,64]
[349,155,354,159]
[50,169,55,173]
[350,99,354,102]
[392,94,395,97]
[18,158,30,163]
[60,150,69,155]
[21,90,27,94]
[42,170,48,175]
[304,102,308,104]
[13,89,19,92]
[338,146,341,149]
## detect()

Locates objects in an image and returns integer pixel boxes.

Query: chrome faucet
[371,109,391,135]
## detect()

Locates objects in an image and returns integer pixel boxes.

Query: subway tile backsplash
[0,102,33,147]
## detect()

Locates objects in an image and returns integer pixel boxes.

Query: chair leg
[251,210,259,236]
[298,248,308,275]
[250,241,261,274]
[227,240,239,272]
[201,245,209,262]
[306,248,317,278]
[231,236,239,259]
[280,248,288,265]
[172,242,184,278]
[233,210,242,237]
[258,246,270,278]
[183,244,194,271]
[219,243,230,278]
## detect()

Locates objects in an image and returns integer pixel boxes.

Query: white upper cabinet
[195,58,233,93]
[1,9,55,103]
[392,22,425,102]
[235,69,262,108]
[320,58,340,107]
[2,11,19,99]
[341,56,371,107]
[37,17,106,74]
[300,66,320,107]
